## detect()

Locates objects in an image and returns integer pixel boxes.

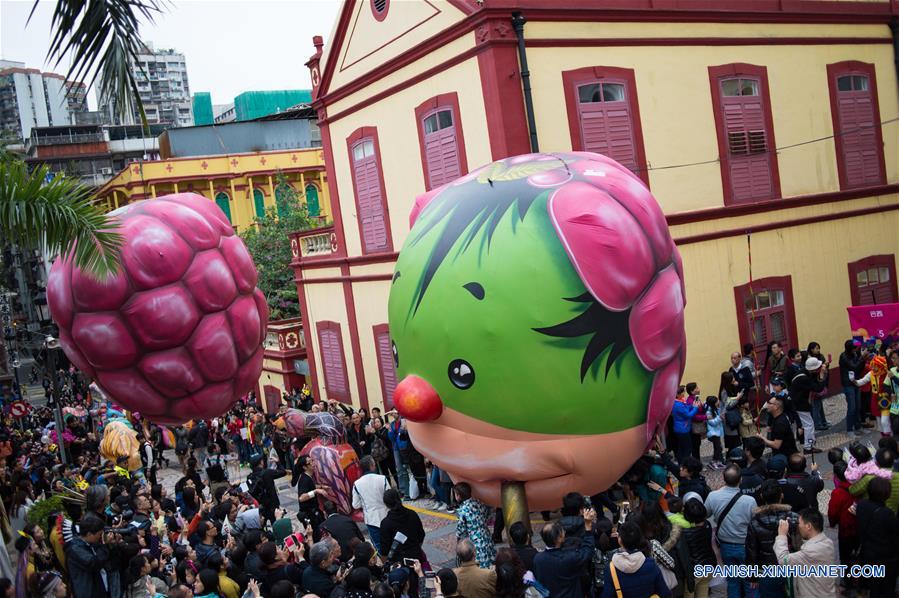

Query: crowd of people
[0,336,896,598]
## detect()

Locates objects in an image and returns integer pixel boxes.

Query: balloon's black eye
[392,341,399,368]
[448,359,475,390]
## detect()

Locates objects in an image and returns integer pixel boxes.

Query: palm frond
[0,161,122,278]
[33,0,166,127]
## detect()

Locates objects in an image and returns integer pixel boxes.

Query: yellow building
[95,148,330,234]
[290,0,899,412]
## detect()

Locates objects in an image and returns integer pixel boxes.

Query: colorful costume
[455,497,497,569]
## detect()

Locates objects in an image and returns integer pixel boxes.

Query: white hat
[682,491,702,504]
[805,357,823,371]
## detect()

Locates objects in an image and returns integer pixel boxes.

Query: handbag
[609,563,660,598]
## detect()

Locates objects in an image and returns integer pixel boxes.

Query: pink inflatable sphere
[48,193,267,423]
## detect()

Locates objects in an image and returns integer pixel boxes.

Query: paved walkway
[156,394,873,576]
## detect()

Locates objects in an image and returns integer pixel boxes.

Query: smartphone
[827,353,832,363]
[403,558,417,567]
[425,572,437,589]
[619,501,630,525]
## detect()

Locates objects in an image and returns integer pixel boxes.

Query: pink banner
[848,303,899,347]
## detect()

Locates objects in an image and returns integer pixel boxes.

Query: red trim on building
[674,202,899,246]
[733,275,799,355]
[477,43,531,160]
[561,65,650,186]
[318,1,358,98]
[825,60,888,191]
[316,320,351,403]
[667,182,899,225]
[292,269,320,397]
[526,36,891,47]
[370,0,390,22]
[296,251,399,269]
[708,63,782,205]
[342,1,443,72]
[346,126,394,255]
[296,273,394,285]
[341,264,370,411]
[316,117,348,258]
[847,254,899,306]
[414,92,470,190]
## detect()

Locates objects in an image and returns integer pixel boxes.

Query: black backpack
[725,404,742,430]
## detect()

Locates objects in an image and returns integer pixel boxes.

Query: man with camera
[66,512,123,598]
[534,504,597,598]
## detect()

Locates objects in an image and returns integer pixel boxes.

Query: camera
[583,495,593,510]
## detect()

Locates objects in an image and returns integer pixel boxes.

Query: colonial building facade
[290,0,899,411]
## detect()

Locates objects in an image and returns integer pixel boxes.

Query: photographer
[302,540,346,597]
[66,512,122,598]
[746,479,799,596]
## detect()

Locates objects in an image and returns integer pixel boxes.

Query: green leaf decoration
[476,160,559,184]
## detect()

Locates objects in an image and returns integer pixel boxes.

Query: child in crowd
[844,443,891,483]
[704,396,724,469]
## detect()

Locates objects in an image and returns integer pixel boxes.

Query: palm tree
[34,0,165,126]
[0,160,122,278]
[0,0,165,277]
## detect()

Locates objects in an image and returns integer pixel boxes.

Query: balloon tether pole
[501,481,531,538]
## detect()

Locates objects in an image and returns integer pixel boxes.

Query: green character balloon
[388,152,686,509]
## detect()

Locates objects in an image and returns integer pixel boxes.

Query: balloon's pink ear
[409,185,447,229]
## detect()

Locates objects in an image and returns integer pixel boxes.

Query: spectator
[784,348,803,387]
[685,383,706,460]
[789,357,828,454]
[600,521,671,598]
[840,339,863,434]
[671,386,697,465]
[453,538,496,598]
[704,465,757,598]
[730,351,755,399]
[746,479,798,597]
[784,453,824,512]
[678,457,710,501]
[65,513,118,598]
[534,507,597,598]
[321,500,365,563]
[246,454,286,523]
[453,482,496,569]
[352,456,390,552]
[704,395,725,469]
[773,508,838,597]
[719,371,743,452]
[849,448,899,512]
[378,489,426,563]
[740,437,766,498]
[674,498,716,598]
[436,568,463,598]
[765,341,788,389]
[855,476,899,598]
[827,461,858,592]
[758,395,797,458]
[737,397,757,447]
[508,521,538,573]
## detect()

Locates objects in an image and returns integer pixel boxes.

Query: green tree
[240,173,319,320]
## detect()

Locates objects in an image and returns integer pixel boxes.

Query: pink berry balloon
[48,193,268,424]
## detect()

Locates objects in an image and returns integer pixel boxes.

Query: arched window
[275,183,293,218]
[253,188,265,219]
[305,184,320,217]
[214,192,232,223]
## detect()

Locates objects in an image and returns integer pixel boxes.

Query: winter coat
[455,498,496,569]
[839,350,862,387]
[351,472,390,527]
[827,479,858,539]
[789,371,827,412]
[65,536,111,598]
[678,476,710,501]
[746,503,800,568]
[773,533,838,597]
[534,533,595,598]
[739,408,756,439]
[722,394,740,437]
[706,408,724,438]
[677,521,716,573]
[600,550,671,598]
[849,471,899,513]
[856,499,899,564]
[784,472,824,512]
[671,400,697,435]
[378,506,425,561]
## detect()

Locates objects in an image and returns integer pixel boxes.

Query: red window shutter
[352,139,389,253]
[318,326,348,398]
[578,89,638,174]
[423,109,461,188]
[721,91,773,203]
[374,329,397,409]
[837,84,880,188]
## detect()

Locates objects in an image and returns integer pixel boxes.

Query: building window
[733,276,798,358]
[347,127,392,254]
[709,64,780,205]
[827,61,886,190]
[305,184,321,217]
[252,188,265,219]
[415,93,468,190]
[561,66,649,185]
[848,255,898,306]
[317,321,349,401]
[373,324,397,409]
[370,0,389,21]
[214,192,232,223]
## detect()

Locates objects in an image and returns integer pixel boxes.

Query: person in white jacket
[352,456,390,551]
[773,508,838,597]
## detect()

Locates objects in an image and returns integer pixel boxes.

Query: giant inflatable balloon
[387,152,686,510]
[47,193,268,424]
[283,409,362,518]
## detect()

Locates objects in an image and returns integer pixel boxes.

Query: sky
[0,0,341,109]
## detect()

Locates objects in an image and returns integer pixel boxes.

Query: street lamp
[44,335,69,467]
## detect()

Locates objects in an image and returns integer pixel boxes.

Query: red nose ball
[393,375,443,422]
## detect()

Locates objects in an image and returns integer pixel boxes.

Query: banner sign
[848,303,899,348]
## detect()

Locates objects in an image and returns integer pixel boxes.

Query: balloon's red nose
[393,375,443,422]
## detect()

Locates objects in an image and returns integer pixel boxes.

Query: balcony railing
[289,225,337,263]
[30,132,104,146]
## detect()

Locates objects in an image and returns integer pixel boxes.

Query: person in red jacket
[827,461,858,592]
